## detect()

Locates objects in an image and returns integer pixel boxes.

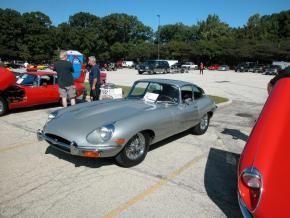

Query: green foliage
[0,9,289,64]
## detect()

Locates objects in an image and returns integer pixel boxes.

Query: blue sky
[1,0,290,30]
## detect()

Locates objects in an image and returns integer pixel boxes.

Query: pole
[157,14,160,60]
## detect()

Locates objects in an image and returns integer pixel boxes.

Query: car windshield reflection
[16,74,38,86]
[127,81,179,104]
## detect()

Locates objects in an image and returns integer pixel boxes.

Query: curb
[216,99,232,108]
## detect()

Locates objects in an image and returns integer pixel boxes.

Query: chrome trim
[238,167,263,213]
[37,129,123,157]
[238,192,253,218]
[37,129,98,156]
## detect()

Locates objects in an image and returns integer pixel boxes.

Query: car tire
[115,132,149,167]
[0,96,8,116]
[138,71,143,75]
[192,113,210,135]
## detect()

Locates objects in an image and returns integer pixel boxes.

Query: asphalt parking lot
[0,69,272,218]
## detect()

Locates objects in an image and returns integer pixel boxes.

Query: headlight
[100,126,114,141]
[87,124,115,144]
[145,66,149,69]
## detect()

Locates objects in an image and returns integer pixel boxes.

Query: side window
[129,82,149,97]
[40,75,54,86]
[181,86,193,101]
[147,83,163,94]
[192,85,204,99]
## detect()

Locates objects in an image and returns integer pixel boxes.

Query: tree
[0,9,23,60]
[22,12,55,62]
[197,15,232,40]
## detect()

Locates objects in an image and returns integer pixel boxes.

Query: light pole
[157,14,160,60]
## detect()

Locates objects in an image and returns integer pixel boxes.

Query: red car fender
[238,78,290,217]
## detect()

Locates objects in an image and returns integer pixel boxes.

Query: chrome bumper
[37,129,123,157]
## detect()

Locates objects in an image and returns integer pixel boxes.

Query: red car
[208,64,220,70]
[0,68,88,116]
[238,78,290,217]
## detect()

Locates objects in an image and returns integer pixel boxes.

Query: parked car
[208,64,220,70]
[263,65,282,75]
[252,64,265,73]
[37,79,216,167]
[235,62,255,72]
[138,60,170,74]
[170,62,183,69]
[238,77,290,217]
[5,61,25,69]
[181,62,198,70]
[218,65,230,71]
[170,62,188,73]
[122,61,134,68]
[0,68,88,116]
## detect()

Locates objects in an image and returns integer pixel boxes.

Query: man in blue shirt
[88,56,101,101]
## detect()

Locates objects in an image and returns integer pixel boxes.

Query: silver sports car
[37,79,216,167]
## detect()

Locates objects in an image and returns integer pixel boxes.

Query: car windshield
[127,81,179,104]
[16,74,38,86]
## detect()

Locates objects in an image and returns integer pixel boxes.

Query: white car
[181,62,198,70]
[122,61,134,68]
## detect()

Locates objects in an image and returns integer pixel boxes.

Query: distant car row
[135,61,235,75]
[235,62,283,75]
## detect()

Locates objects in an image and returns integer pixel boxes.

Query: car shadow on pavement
[204,148,242,218]
[149,130,190,151]
[9,99,88,115]
[221,128,249,142]
[45,146,114,168]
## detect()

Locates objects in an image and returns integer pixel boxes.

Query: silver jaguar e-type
[37,79,216,167]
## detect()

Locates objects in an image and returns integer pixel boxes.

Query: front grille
[45,133,71,146]
[51,144,71,153]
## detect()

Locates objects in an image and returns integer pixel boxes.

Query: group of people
[54,50,101,107]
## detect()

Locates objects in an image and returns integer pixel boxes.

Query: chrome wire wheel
[125,133,146,160]
[200,114,209,130]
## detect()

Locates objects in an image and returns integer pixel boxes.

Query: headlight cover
[87,124,115,144]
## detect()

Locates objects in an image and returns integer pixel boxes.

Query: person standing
[54,50,76,107]
[88,56,101,101]
[199,62,204,75]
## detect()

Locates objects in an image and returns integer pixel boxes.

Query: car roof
[25,71,56,76]
[135,79,194,87]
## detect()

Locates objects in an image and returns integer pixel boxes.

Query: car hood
[45,99,157,137]
[0,68,16,91]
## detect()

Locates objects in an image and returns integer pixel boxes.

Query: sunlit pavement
[0,69,270,217]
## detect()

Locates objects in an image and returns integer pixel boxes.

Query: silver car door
[176,85,200,131]
[177,100,199,131]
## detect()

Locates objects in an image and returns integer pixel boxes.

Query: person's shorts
[59,85,76,98]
